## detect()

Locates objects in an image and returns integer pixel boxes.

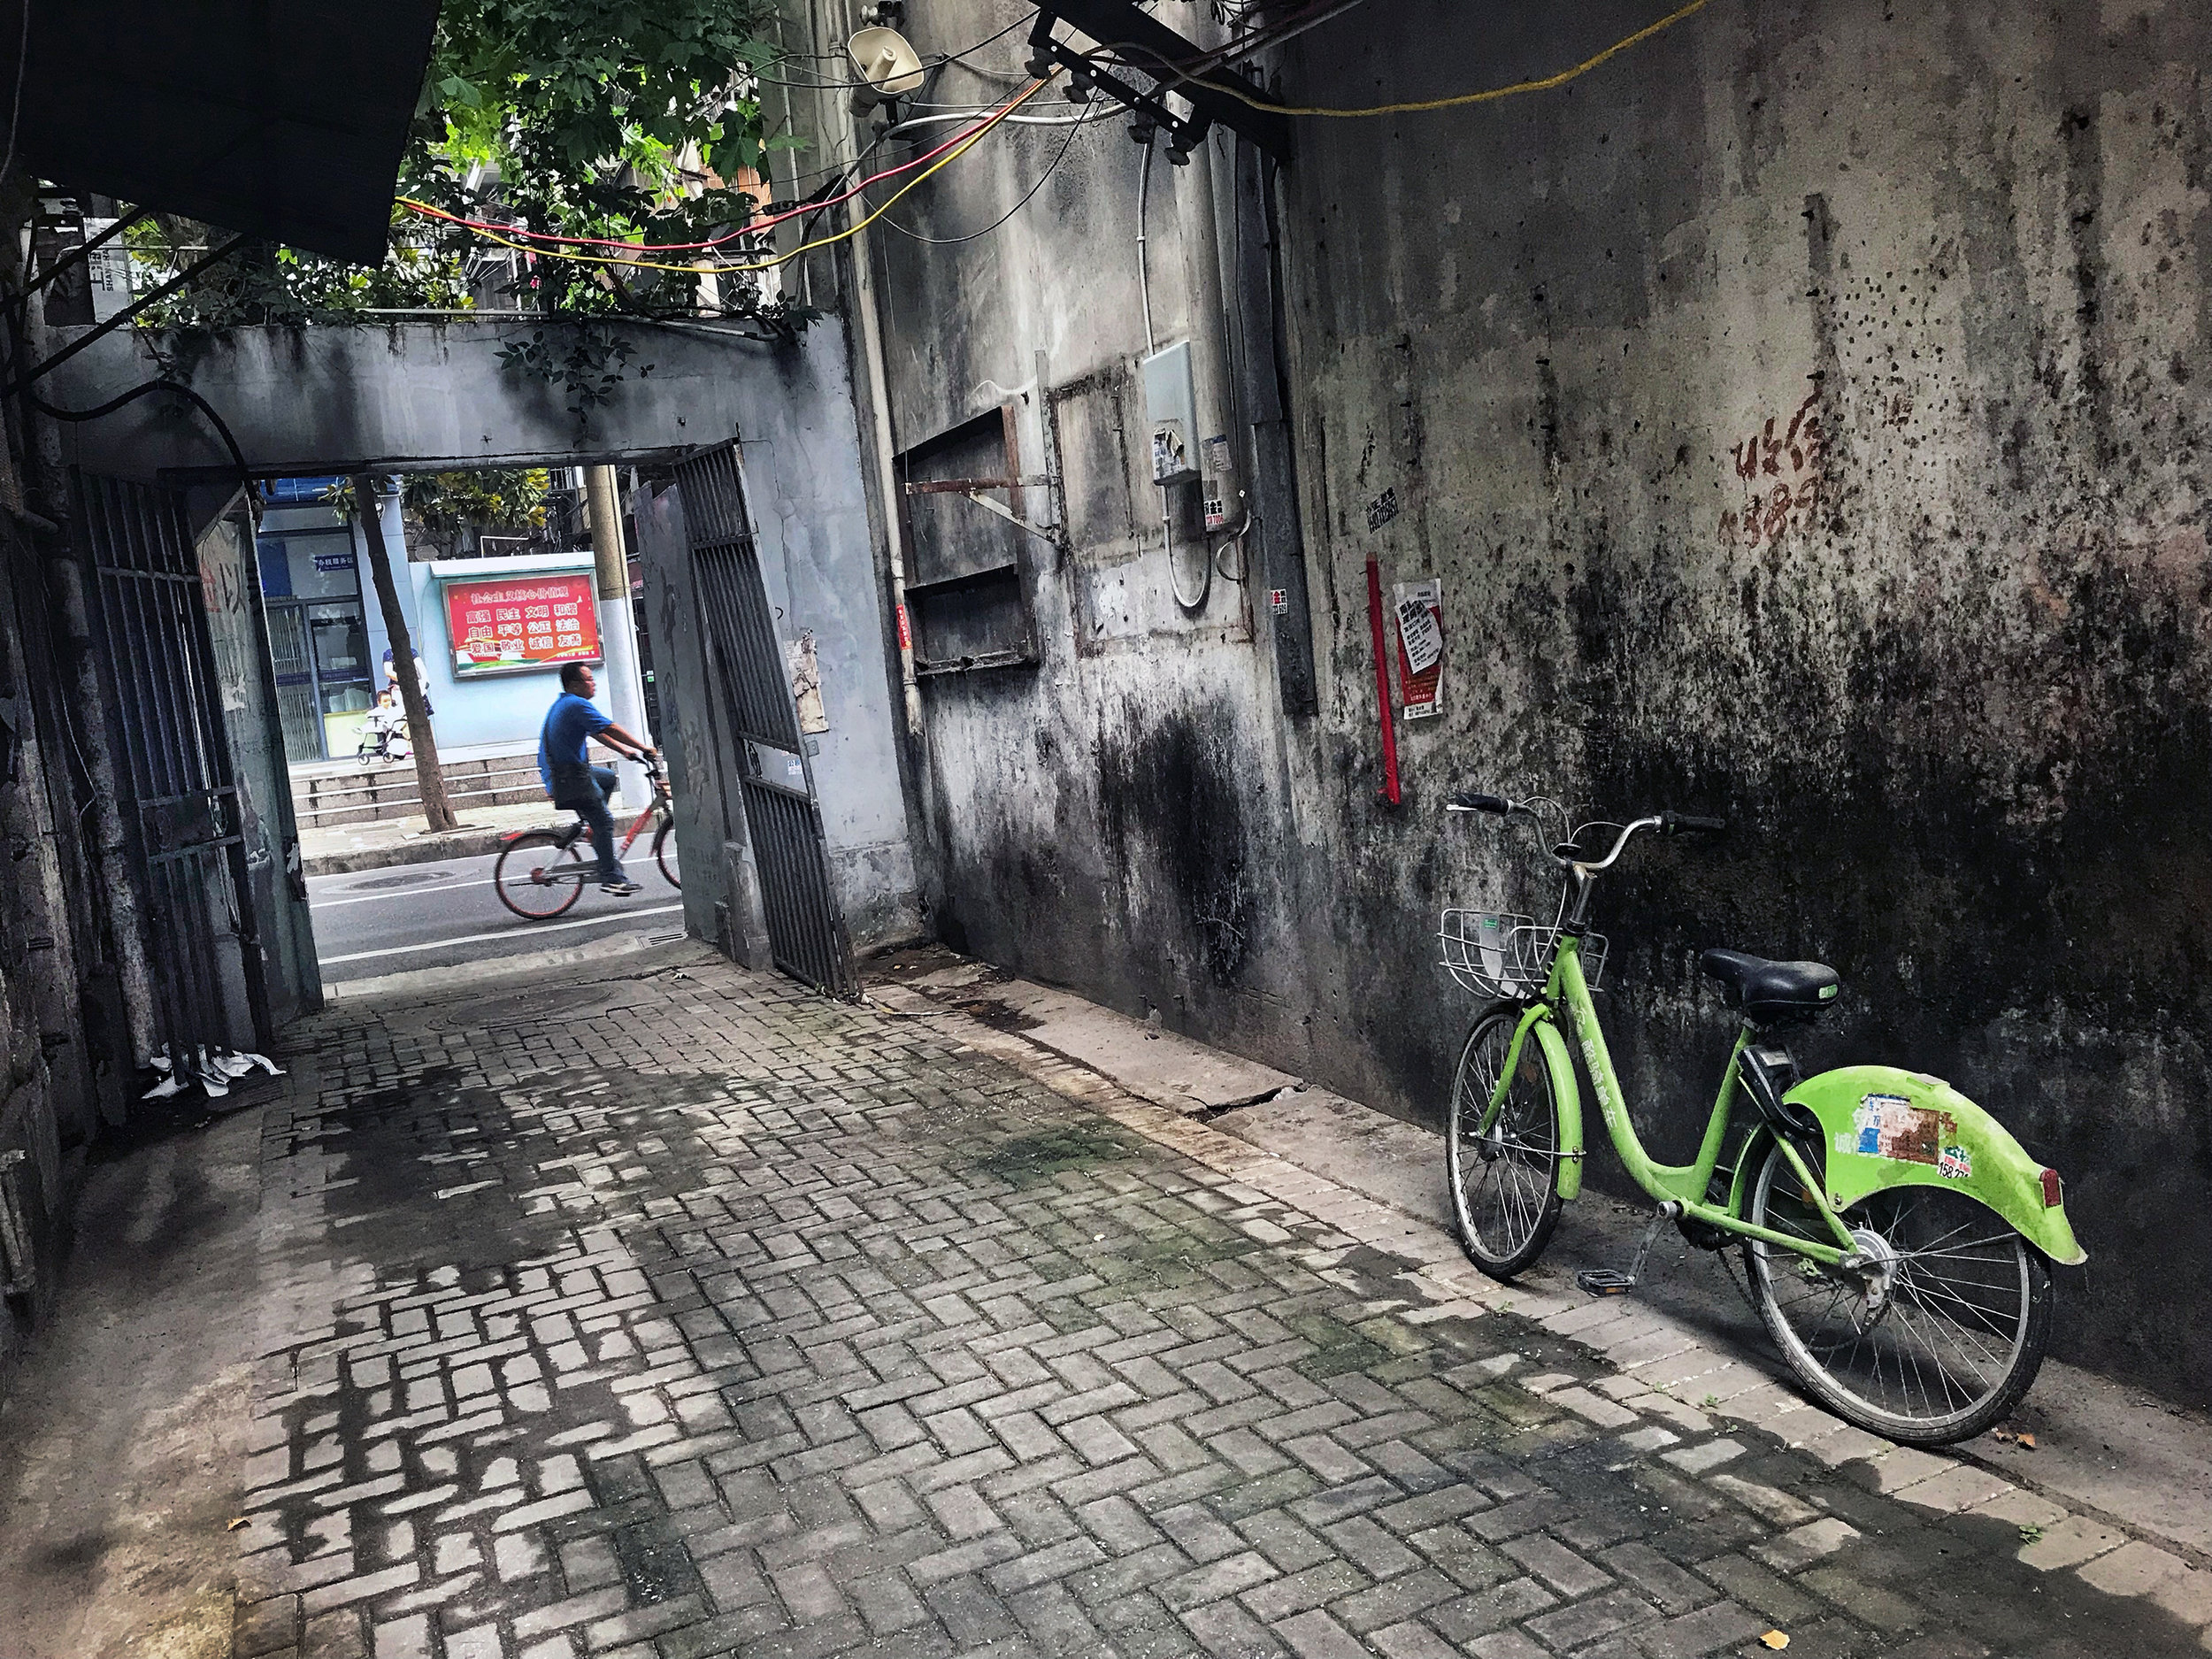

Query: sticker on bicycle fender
[1938,1144,1972,1179]
[1845,1093,1955,1166]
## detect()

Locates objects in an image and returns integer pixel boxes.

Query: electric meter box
[1202,434,1235,530]
[1141,342,1201,485]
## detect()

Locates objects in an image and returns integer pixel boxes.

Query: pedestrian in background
[381,645,434,718]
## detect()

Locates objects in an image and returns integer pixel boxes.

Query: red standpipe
[1364,556,1401,804]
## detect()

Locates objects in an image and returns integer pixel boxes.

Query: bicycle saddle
[1699,949,1840,1022]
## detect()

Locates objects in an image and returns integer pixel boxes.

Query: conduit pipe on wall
[852,228,925,738]
[1365,556,1401,804]
[830,0,925,739]
[1137,139,1208,611]
[587,464,653,806]
[1181,126,1248,603]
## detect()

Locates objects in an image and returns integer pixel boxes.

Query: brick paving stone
[1637,1597,1770,1657]
[218,949,2212,1659]
[1750,1517,1862,1572]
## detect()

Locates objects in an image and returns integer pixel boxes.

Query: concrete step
[290,753,546,829]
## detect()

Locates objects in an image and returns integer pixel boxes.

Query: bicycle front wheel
[1747,1138,2054,1445]
[1446,1005,1566,1278]
[654,819,680,890]
[494,829,587,920]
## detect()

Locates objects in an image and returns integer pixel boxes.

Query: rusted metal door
[73,472,267,1056]
[673,444,853,996]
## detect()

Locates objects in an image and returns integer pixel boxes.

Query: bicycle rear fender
[1527,1013,1586,1202]
[1770,1064,2085,1265]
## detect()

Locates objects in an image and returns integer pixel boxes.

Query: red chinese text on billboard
[442,573,602,676]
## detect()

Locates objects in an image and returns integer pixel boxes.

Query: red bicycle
[493,757,680,919]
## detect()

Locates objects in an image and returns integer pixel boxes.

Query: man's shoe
[601,880,642,896]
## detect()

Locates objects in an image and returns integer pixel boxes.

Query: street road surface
[309,846,683,981]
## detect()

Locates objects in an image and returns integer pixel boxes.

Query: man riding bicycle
[537,662,657,896]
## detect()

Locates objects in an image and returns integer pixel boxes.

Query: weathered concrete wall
[50,311,922,956]
[0,509,102,1367]
[851,0,2212,1402]
[42,319,778,478]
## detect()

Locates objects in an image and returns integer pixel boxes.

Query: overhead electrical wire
[391,1,1333,265]
[1075,0,1362,91]
[882,103,1104,246]
[401,117,968,256]
[884,106,1101,133]
[747,10,1037,90]
[396,0,1703,283]
[406,78,1052,276]
[400,79,1048,264]
[1098,0,1712,119]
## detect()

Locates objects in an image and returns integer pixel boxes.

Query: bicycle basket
[1439,910,1608,998]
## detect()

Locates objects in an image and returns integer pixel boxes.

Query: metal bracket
[960,488,1061,548]
[1027,1,1291,156]
[902,474,1060,546]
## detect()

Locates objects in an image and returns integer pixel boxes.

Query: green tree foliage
[408,0,797,319]
[135,0,807,329]
[402,469,555,560]
[320,470,554,561]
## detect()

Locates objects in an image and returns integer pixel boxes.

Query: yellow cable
[408,0,1709,276]
[1179,0,1712,118]
[404,79,1050,276]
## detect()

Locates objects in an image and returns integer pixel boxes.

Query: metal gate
[75,472,267,1057]
[673,445,853,995]
[265,603,325,763]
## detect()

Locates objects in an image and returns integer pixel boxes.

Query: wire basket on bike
[1439,910,1608,999]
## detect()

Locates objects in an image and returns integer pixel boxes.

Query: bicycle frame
[539,781,671,883]
[1482,936,1855,1267]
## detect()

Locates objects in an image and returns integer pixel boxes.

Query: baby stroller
[356,708,411,764]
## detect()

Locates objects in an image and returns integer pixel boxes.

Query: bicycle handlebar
[1450,791,1727,872]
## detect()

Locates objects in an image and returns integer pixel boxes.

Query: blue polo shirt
[537,691,612,797]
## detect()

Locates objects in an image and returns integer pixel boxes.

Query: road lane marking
[311,874,500,910]
[318,904,685,966]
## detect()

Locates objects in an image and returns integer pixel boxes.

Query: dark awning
[0,0,442,266]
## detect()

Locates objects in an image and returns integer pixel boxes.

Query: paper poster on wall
[1394,579,1444,718]
[788,630,830,734]
[443,572,601,676]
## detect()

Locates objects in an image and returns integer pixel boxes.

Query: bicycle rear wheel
[494,829,587,920]
[1747,1138,2054,1444]
[1446,1005,1566,1277]
[654,819,680,890]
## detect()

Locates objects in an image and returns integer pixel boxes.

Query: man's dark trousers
[572,765,626,882]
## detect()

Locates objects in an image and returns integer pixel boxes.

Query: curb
[322,929,710,1002]
[303,826,515,878]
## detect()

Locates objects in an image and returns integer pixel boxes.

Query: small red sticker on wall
[896,602,911,649]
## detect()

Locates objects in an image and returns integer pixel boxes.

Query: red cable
[403,93,1032,255]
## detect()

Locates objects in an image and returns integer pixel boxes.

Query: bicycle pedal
[1576,1269,1639,1297]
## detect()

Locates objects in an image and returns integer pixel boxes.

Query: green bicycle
[1441,792,2085,1445]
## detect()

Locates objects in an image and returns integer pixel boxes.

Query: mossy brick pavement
[227,947,2212,1659]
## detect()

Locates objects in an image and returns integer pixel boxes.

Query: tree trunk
[351,475,457,833]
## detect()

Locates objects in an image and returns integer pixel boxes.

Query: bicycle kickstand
[1576,1202,1680,1298]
